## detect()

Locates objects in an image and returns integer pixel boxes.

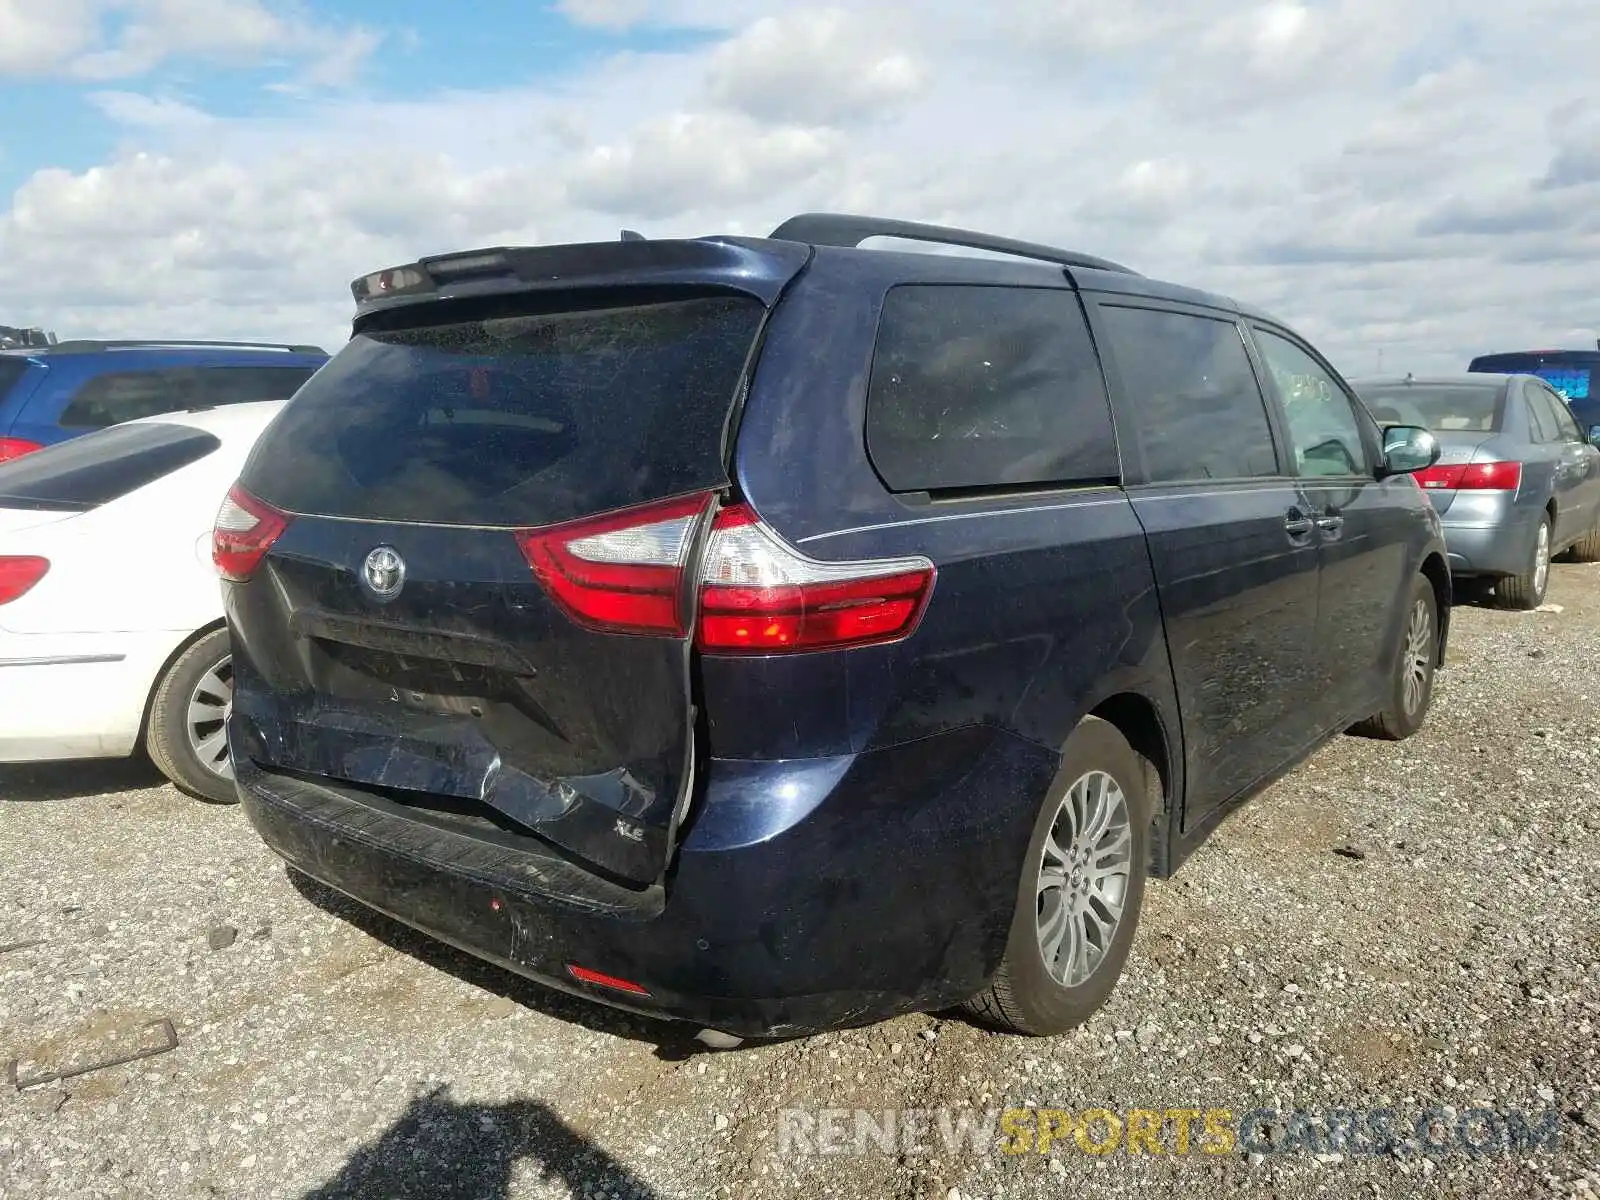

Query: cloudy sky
[1,0,1597,374]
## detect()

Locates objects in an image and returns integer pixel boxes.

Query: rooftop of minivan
[349,212,1282,328]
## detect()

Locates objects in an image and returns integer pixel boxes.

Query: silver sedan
[1352,373,1600,608]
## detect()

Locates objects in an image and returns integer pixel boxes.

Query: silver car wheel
[1402,597,1432,716]
[1533,521,1550,597]
[186,654,233,779]
[1035,770,1133,988]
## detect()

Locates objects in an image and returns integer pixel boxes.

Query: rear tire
[1567,520,1600,564]
[1350,574,1438,741]
[146,628,238,805]
[962,717,1150,1036]
[1496,516,1551,610]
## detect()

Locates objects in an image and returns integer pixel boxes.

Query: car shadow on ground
[285,868,726,1062]
[0,757,166,802]
[301,1083,661,1200]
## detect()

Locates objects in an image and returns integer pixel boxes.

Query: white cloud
[705,9,925,126]
[0,0,378,83]
[3,0,1600,374]
[0,1,101,75]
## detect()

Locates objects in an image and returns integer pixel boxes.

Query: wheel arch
[136,618,227,747]
[1419,551,1451,665]
[1085,691,1178,878]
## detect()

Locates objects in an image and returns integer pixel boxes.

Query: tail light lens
[696,504,935,653]
[1411,461,1522,492]
[517,495,937,652]
[213,483,290,582]
[0,437,44,463]
[0,556,49,606]
[516,492,716,636]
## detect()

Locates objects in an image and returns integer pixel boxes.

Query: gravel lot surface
[3,565,1598,1200]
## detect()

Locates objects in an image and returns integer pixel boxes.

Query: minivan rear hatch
[230,237,808,886]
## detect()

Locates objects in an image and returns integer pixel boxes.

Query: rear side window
[0,422,219,511]
[1533,385,1582,441]
[61,366,316,429]
[1096,306,1279,482]
[865,286,1118,492]
[243,293,764,527]
[0,358,29,403]
[1525,386,1560,443]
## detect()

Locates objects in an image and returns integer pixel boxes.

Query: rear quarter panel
[717,250,1181,805]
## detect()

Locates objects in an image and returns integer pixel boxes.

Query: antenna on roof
[620,229,645,242]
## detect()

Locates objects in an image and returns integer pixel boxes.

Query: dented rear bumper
[236,725,1056,1038]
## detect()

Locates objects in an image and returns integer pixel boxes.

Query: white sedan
[0,400,287,802]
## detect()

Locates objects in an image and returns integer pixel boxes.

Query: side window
[1095,305,1278,482]
[1524,385,1559,443]
[60,370,197,429]
[190,366,317,407]
[865,285,1120,492]
[1253,329,1369,478]
[1540,386,1582,442]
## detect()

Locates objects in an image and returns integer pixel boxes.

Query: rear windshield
[1469,356,1594,403]
[243,293,764,527]
[1356,385,1504,432]
[0,421,220,511]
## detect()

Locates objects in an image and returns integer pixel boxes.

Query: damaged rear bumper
[235,725,1055,1038]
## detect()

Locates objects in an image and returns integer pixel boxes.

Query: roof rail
[769,213,1140,276]
[44,339,327,355]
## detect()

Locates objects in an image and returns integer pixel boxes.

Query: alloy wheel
[1402,597,1432,716]
[1035,770,1134,988]
[186,655,234,779]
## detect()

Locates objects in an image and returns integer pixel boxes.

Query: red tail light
[516,492,716,636]
[0,556,49,606]
[213,483,290,582]
[0,437,43,463]
[517,495,937,651]
[1412,461,1522,492]
[696,504,936,653]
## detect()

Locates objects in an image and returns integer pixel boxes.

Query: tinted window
[1356,384,1503,432]
[61,366,315,429]
[1536,385,1582,441]
[1097,306,1278,482]
[243,293,763,527]
[0,358,29,403]
[865,286,1118,492]
[0,421,219,511]
[1254,330,1368,478]
[1524,386,1560,442]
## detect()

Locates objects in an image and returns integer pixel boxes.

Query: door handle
[1284,514,1314,536]
[1316,515,1344,531]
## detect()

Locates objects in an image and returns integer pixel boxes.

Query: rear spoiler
[350,236,811,318]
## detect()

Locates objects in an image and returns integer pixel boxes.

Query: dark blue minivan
[220,215,1452,1041]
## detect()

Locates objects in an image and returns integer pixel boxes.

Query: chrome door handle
[1316,515,1345,531]
[1284,515,1314,536]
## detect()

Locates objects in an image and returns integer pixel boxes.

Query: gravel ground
[3,564,1598,1200]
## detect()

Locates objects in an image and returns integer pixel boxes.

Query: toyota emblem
[361,546,406,601]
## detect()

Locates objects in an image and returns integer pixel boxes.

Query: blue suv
[0,339,327,463]
[219,215,1451,1041]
